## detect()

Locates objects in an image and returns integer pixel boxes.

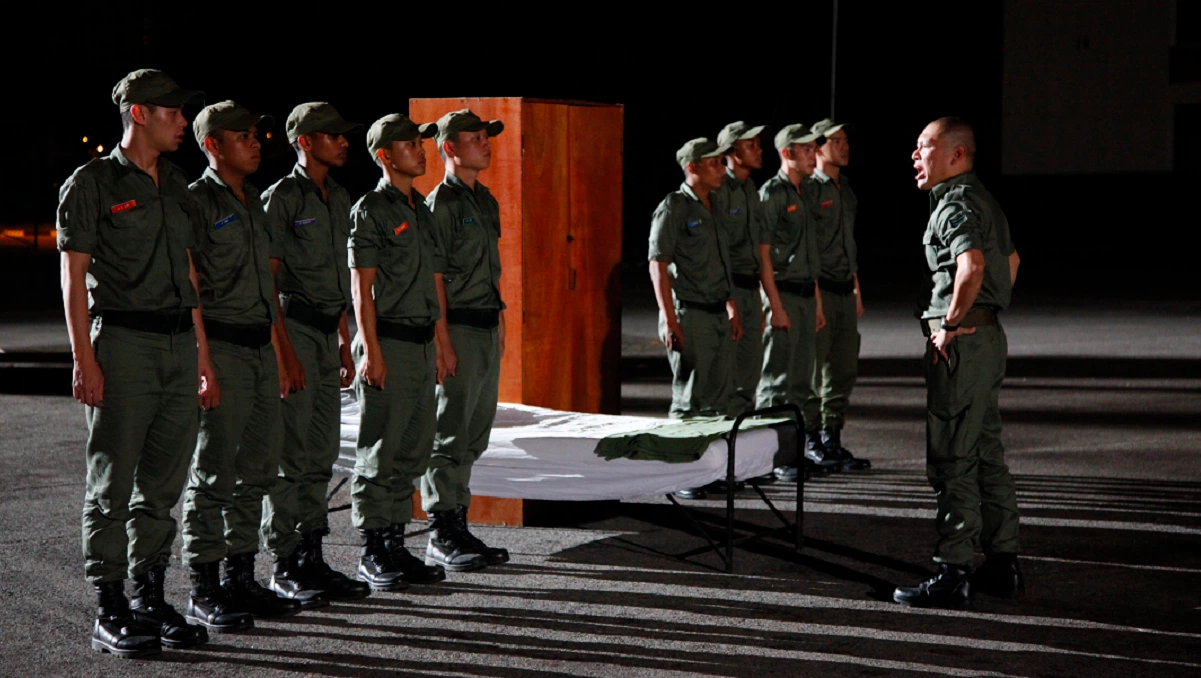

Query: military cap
[434,109,504,146]
[367,114,438,158]
[811,118,849,141]
[193,100,274,145]
[773,123,825,150]
[675,138,730,170]
[112,69,203,112]
[717,121,767,148]
[286,102,362,144]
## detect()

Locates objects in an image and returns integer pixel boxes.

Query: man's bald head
[932,117,976,166]
[912,117,977,190]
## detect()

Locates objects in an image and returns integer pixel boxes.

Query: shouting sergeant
[348,114,448,589]
[757,123,836,481]
[181,100,300,630]
[713,121,767,419]
[424,109,510,572]
[58,69,209,657]
[262,103,370,605]
[893,117,1022,608]
[806,119,871,471]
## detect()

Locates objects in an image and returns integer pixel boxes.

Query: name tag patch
[728,207,740,216]
[821,200,834,209]
[111,200,137,214]
[394,222,409,235]
[294,218,316,227]
[786,204,798,213]
[214,214,236,229]
[686,220,701,229]
[948,212,968,228]
[462,217,475,225]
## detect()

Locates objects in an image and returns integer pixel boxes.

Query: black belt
[921,307,999,337]
[446,308,500,329]
[96,309,193,335]
[819,277,855,295]
[732,274,760,291]
[774,279,816,297]
[677,299,727,314]
[205,320,271,349]
[377,321,435,344]
[286,301,341,334]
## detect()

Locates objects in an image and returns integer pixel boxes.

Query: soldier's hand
[664,318,685,352]
[276,356,293,398]
[815,306,827,333]
[930,327,976,363]
[73,356,104,407]
[770,305,791,331]
[281,343,306,393]
[436,340,458,384]
[729,311,744,342]
[339,343,354,388]
[855,293,866,319]
[361,351,387,390]
[198,359,221,410]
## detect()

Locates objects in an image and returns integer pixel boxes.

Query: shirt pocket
[208,212,243,245]
[448,216,485,274]
[291,215,320,240]
[102,197,158,260]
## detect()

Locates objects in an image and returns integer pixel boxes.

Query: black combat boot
[356,528,409,592]
[222,552,302,618]
[893,563,973,608]
[972,553,1025,599]
[805,430,841,473]
[185,561,254,632]
[129,566,209,648]
[425,509,488,572]
[455,506,510,566]
[91,580,161,658]
[386,525,446,584]
[268,552,329,610]
[821,426,872,471]
[297,529,371,601]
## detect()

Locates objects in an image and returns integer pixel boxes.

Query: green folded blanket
[593,416,791,463]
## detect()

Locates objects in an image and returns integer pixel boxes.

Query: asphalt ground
[1,292,1199,677]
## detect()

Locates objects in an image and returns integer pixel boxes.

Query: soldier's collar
[293,163,339,194]
[812,168,833,183]
[931,170,976,201]
[679,182,703,203]
[112,145,174,181]
[444,171,487,197]
[203,166,257,200]
[376,177,423,206]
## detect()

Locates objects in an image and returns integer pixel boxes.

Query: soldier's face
[789,142,818,176]
[214,126,262,176]
[693,156,726,191]
[819,129,849,167]
[309,132,349,168]
[913,122,950,190]
[143,105,188,153]
[732,137,763,170]
[449,130,492,171]
[385,138,426,177]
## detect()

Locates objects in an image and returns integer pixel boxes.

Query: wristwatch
[940,319,960,332]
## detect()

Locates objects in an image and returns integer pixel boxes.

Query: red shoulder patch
[394,222,409,235]
[111,200,137,214]
[786,204,798,213]
[821,200,834,209]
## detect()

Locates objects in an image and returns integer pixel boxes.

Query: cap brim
[817,124,846,139]
[737,124,766,141]
[418,122,438,139]
[147,88,205,108]
[319,119,364,135]
[700,143,732,159]
[485,120,504,137]
[222,112,275,133]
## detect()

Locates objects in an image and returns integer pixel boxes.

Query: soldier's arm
[349,205,384,389]
[429,194,458,382]
[756,189,790,330]
[57,173,103,407]
[648,202,683,350]
[1008,250,1020,286]
[188,249,220,410]
[939,203,987,327]
[263,184,305,393]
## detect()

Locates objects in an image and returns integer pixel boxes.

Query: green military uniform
[712,122,767,418]
[180,102,282,567]
[350,170,441,529]
[59,142,202,584]
[261,150,355,559]
[805,166,860,428]
[920,170,1018,566]
[423,169,504,512]
[649,138,735,419]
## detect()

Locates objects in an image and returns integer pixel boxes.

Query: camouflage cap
[434,109,504,146]
[811,118,848,141]
[366,114,438,157]
[717,121,767,148]
[193,100,274,145]
[676,138,731,170]
[285,102,363,144]
[112,69,203,112]
[773,123,824,150]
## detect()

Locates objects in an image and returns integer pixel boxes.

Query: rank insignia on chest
[821,200,834,209]
[214,214,236,229]
[686,220,701,229]
[462,217,476,225]
[786,204,798,213]
[111,200,137,214]
[294,218,316,227]
[394,222,409,235]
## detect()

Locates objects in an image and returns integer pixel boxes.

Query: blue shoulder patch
[214,214,236,229]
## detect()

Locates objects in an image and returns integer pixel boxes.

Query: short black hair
[120,103,158,131]
[934,116,976,163]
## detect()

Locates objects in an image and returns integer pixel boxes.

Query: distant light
[265,132,272,139]
[82,136,88,143]
[96,145,104,153]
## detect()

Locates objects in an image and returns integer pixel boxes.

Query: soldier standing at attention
[261,102,370,605]
[348,114,448,589]
[424,110,511,572]
[58,69,210,657]
[805,119,871,471]
[893,117,1023,608]
[181,100,301,631]
[756,123,837,481]
[712,121,767,419]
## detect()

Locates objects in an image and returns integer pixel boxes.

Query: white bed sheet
[338,393,781,502]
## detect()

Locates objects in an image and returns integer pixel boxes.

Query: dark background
[1,1,1196,312]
